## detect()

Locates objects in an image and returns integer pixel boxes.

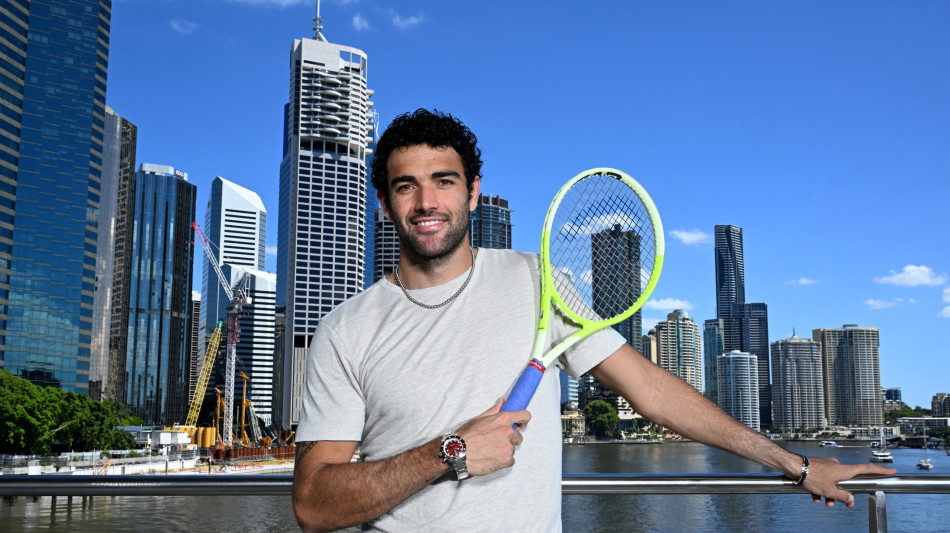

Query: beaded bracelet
[793,454,810,486]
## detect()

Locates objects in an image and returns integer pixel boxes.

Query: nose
[414,181,438,212]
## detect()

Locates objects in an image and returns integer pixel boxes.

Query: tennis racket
[501,168,664,413]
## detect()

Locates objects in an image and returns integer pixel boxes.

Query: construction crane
[238,371,263,446]
[192,221,250,446]
[185,320,223,427]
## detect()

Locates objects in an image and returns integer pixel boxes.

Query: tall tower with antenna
[276,1,375,427]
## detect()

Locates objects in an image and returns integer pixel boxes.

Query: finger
[828,488,855,508]
[511,430,524,447]
[811,493,821,504]
[479,398,505,417]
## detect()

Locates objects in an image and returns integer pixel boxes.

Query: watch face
[443,438,466,459]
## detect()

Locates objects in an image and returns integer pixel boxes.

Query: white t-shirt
[297,248,625,532]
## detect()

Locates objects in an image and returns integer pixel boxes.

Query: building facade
[276,30,374,427]
[771,335,825,431]
[731,302,771,429]
[186,291,201,402]
[469,194,512,249]
[591,224,643,353]
[0,0,112,392]
[117,164,196,425]
[373,208,399,283]
[653,309,702,391]
[717,350,760,431]
[703,318,724,404]
[90,107,136,400]
[813,325,883,427]
[932,393,950,417]
[714,225,745,324]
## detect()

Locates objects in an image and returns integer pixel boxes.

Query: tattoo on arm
[295,441,319,473]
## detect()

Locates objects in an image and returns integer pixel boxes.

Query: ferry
[818,441,838,447]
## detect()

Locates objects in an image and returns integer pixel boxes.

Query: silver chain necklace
[393,248,477,309]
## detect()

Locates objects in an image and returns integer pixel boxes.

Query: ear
[378,190,393,221]
[468,176,481,212]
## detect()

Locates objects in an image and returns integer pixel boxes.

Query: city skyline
[105,1,949,408]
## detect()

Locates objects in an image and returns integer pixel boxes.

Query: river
[1,441,944,532]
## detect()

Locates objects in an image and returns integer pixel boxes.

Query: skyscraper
[715,225,745,325]
[653,309,702,391]
[200,177,267,357]
[591,224,643,352]
[470,194,512,249]
[90,107,136,400]
[813,325,882,427]
[373,208,400,283]
[186,292,201,403]
[703,318,724,404]
[1,0,112,392]
[712,224,771,429]
[277,15,374,426]
[771,334,825,431]
[718,351,760,431]
[117,164,196,425]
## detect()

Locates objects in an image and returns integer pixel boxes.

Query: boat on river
[819,441,838,447]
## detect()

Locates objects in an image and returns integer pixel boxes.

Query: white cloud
[390,10,424,29]
[940,306,950,318]
[169,19,198,35]
[352,13,369,31]
[866,299,896,310]
[874,265,948,286]
[785,277,818,285]
[266,245,277,255]
[643,298,694,311]
[670,229,711,246]
[642,318,661,333]
[943,287,950,303]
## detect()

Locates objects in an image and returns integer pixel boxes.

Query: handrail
[1,473,946,497]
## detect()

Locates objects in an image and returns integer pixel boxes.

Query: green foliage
[884,403,931,424]
[583,400,620,439]
[0,369,139,454]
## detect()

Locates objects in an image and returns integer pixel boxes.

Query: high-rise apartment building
[703,318,724,404]
[640,329,658,364]
[813,325,882,427]
[592,224,643,353]
[718,350,760,431]
[470,194,512,249]
[115,164,196,424]
[932,393,950,417]
[90,107,136,400]
[276,19,374,427]
[883,388,902,403]
[373,208,399,283]
[712,225,771,428]
[653,310,702,391]
[0,0,112,392]
[771,335,825,431]
[559,370,578,409]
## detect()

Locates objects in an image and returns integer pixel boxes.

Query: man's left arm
[589,344,897,507]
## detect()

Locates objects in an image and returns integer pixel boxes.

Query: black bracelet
[793,454,810,486]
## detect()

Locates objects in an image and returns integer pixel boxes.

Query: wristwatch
[439,433,470,480]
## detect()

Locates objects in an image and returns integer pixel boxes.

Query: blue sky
[108,1,949,409]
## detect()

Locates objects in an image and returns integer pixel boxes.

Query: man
[292,109,894,532]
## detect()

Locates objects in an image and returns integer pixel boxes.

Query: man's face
[379,144,480,260]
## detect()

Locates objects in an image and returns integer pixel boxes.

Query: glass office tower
[469,194,512,249]
[0,0,112,392]
[119,164,196,425]
[591,224,643,353]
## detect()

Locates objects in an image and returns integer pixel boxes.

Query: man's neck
[390,245,477,290]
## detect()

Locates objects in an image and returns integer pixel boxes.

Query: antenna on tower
[313,0,327,41]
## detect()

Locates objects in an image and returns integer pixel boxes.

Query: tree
[583,399,619,439]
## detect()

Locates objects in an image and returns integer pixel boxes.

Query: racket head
[540,168,664,331]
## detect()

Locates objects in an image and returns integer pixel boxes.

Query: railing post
[868,490,887,533]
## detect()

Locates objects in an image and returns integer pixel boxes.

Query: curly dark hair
[371,108,483,196]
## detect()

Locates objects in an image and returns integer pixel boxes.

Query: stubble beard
[395,206,471,262]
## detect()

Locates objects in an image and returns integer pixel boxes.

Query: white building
[373,208,400,283]
[276,22,374,427]
[654,309,702,391]
[813,325,882,427]
[771,334,825,431]
[718,350,760,431]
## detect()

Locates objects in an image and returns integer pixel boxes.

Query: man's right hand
[454,398,530,476]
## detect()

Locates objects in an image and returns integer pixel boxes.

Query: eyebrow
[390,169,461,186]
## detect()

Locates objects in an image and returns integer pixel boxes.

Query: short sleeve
[295,321,366,442]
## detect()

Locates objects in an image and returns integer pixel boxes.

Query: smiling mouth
[414,220,443,227]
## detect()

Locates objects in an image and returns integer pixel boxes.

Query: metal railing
[3,473,948,533]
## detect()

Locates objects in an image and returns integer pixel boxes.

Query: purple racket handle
[502,359,546,418]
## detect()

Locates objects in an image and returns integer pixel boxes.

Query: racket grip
[502,359,546,415]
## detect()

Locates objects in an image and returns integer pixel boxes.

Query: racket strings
[548,173,658,322]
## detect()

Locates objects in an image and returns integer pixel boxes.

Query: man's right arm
[292,399,530,533]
